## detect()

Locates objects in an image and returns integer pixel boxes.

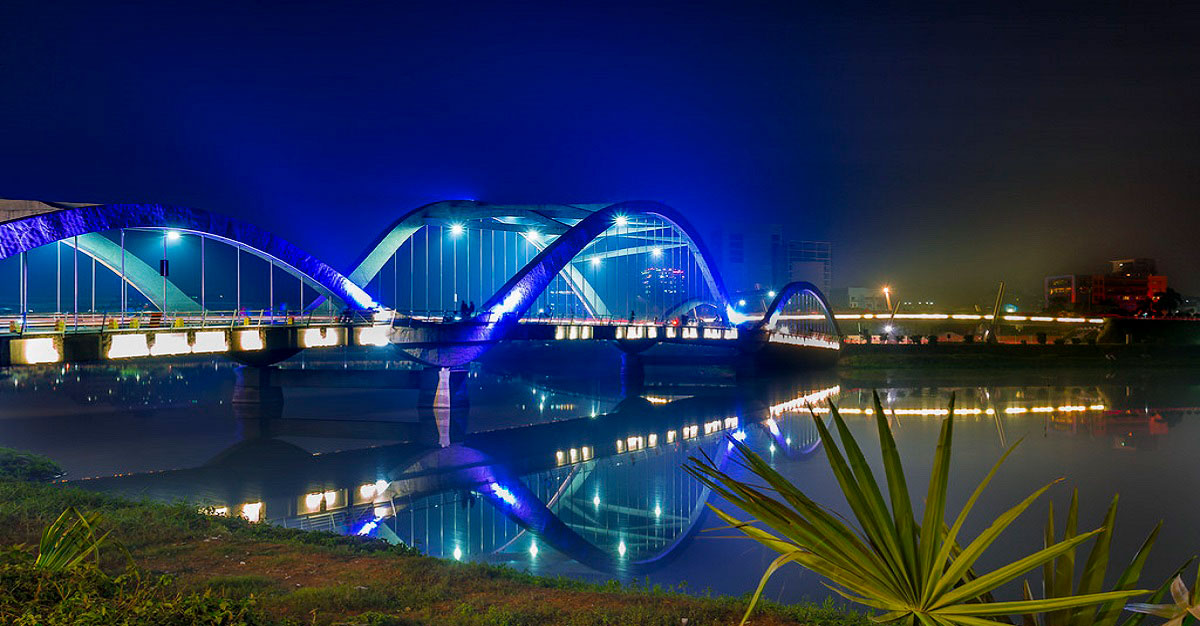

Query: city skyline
[2,2,1198,305]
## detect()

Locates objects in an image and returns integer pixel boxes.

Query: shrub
[0,447,63,482]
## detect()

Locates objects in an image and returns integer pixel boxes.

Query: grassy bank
[0,478,869,625]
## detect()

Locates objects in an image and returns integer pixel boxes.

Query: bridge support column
[233,396,285,439]
[232,366,284,407]
[619,352,644,396]
[417,367,470,447]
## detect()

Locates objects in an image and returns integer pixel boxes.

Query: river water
[1,345,1196,605]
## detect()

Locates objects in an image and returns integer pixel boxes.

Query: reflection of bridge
[69,371,833,575]
[0,200,839,368]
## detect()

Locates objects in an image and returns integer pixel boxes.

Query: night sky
[2,1,1197,305]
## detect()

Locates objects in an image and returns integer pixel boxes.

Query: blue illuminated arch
[756,280,842,337]
[482,200,731,324]
[0,204,379,310]
[659,297,723,323]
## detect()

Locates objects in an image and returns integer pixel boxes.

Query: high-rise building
[641,267,686,300]
[708,226,833,295]
[784,240,832,293]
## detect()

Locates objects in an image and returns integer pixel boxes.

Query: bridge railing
[0,308,381,337]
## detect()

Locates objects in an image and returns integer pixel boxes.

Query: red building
[1045,258,1167,313]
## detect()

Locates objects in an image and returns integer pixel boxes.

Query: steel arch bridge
[0,199,842,367]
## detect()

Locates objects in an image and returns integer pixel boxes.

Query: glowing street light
[165,230,181,241]
[737,299,747,307]
[651,247,662,258]
[614,215,628,227]
[449,223,464,237]
[882,285,893,310]
[591,257,601,267]
[526,229,541,242]
[767,290,777,298]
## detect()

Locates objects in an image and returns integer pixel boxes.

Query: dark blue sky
[2,1,1198,303]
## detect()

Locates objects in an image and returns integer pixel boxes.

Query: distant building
[784,240,832,293]
[641,267,686,300]
[829,287,886,311]
[1045,258,1168,313]
[707,226,832,294]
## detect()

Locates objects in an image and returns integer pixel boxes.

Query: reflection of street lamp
[882,285,892,311]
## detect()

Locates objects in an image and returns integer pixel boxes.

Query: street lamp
[449,223,464,237]
[882,285,892,311]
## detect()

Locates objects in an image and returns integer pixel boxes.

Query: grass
[0,478,871,625]
[0,446,64,481]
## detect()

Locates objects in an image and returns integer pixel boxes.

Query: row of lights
[554,446,594,466]
[777,313,1106,324]
[789,404,1107,417]
[206,501,264,523]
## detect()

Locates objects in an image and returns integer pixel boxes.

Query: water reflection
[2,352,1198,600]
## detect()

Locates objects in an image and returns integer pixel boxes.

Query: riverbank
[0,478,868,625]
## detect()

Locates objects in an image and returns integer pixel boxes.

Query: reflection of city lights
[529,542,538,557]
[654,504,661,518]
[617,541,627,557]
[593,494,601,507]
[453,546,463,561]
[241,502,263,523]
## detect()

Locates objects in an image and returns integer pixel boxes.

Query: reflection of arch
[659,298,722,323]
[757,281,842,337]
[477,439,732,574]
[0,204,378,310]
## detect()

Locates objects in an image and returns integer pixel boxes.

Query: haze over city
[3,2,1198,304]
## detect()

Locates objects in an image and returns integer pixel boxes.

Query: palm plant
[685,392,1149,625]
[1125,565,1200,626]
[1020,490,1166,626]
[34,507,112,572]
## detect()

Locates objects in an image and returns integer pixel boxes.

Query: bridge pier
[232,366,285,407]
[416,367,470,447]
[619,352,645,396]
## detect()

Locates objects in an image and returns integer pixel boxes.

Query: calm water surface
[2,346,1197,605]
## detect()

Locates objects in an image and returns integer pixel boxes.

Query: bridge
[0,200,841,369]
